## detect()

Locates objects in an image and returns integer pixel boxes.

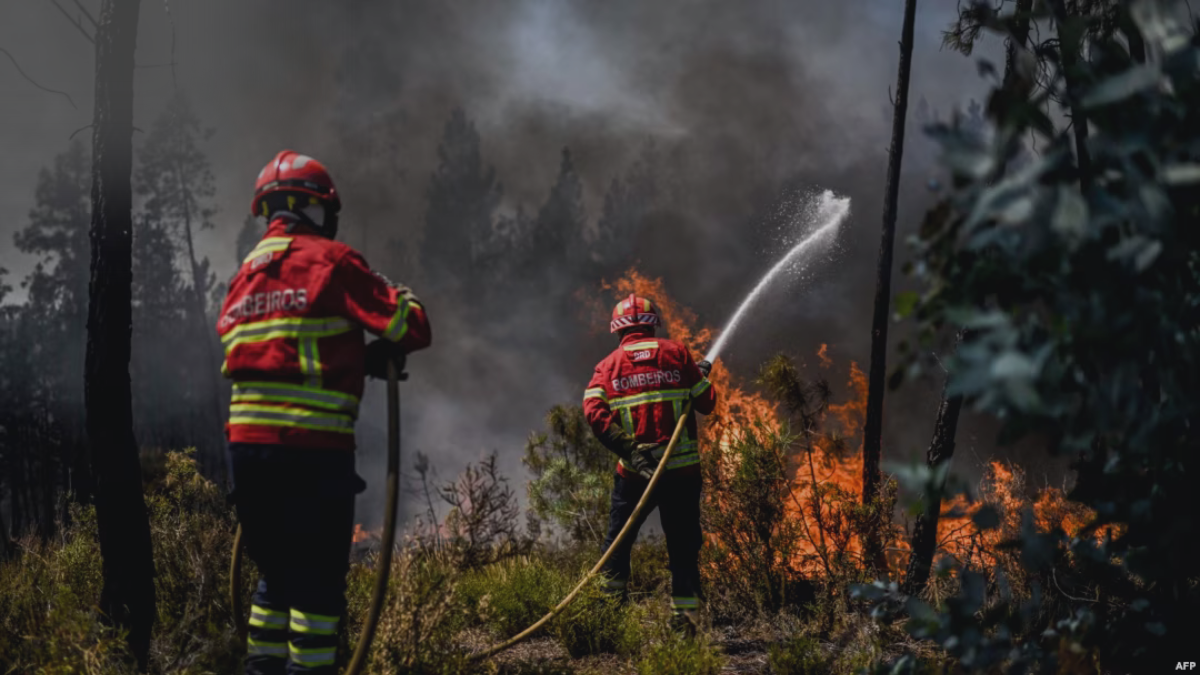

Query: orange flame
[352,523,370,544]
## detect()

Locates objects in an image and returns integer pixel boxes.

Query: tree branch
[0,47,76,108]
[47,0,95,43]
[71,0,99,28]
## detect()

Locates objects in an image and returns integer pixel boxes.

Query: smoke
[1,0,1012,525]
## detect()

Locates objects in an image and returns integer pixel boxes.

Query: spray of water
[703,190,851,363]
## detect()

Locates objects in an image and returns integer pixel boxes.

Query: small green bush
[348,549,470,675]
[625,535,671,599]
[636,632,725,675]
[0,506,132,674]
[768,635,828,674]
[549,577,639,657]
[0,448,245,674]
[458,554,573,637]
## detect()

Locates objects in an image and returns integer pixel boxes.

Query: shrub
[626,534,672,600]
[458,554,573,637]
[346,548,470,675]
[143,448,246,672]
[524,405,613,546]
[635,632,725,675]
[439,452,532,569]
[701,421,813,619]
[0,505,132,674]
[0,448,247,674]
[768,635,828,674]
[549,576,639,658]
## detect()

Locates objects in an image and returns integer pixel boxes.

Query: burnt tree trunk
[1048,0,1093,194]
[902,338,966,595]
[862,0,917,575]
[85,0,155,668]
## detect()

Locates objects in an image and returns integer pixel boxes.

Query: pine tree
[594,142,659,276]
[235,214,262,264]
[134,92,224,468]
[10,142,93,515]
[525,147,586,285]
[421,108,502,297]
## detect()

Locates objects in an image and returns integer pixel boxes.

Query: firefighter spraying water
[473,189,851,660]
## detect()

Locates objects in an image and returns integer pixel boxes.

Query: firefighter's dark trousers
[230,443,365,675]
[600,469,703,616]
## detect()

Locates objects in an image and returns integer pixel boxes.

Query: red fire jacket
[583,330,717,477]
[216,218,431,450]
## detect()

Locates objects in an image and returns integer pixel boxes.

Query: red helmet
[610,294,662,333]
[250,150,341,218]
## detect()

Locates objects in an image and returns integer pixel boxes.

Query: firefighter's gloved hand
[697,360,713,377]
[630,443,662,480]
[365,339,407,380]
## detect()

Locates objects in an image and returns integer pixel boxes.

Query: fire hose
[469,401,693,662]
[229,357,405,675]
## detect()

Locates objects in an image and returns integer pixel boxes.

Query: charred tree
[84,0,156,667]
[902,337,966,595]
[862,0,918,575]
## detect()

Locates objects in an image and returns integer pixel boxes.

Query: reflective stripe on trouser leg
[289,608,339,636]
[288,609,339,672]
[288,644,337,669]
[672,596,699,614]
[247,602,288,674]
[250,604,289,630]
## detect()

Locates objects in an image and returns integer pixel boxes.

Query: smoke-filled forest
[1,0,1198,673]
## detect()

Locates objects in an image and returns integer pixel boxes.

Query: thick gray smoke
[2,0,1017,526]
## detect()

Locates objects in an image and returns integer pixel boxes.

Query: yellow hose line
[229,358,403,674]
[469,401,693,662]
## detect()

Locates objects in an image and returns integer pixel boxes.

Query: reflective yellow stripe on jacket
[221,317,354,353]
[383,297,417,342]
[232,382,360,417]
[228,404,355,434]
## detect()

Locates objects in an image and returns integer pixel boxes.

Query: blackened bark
[85,0,155,668]
[862,0,917,575]
[1048,0,1093,194]
[902,347,965,595]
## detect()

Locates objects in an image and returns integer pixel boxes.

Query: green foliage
[879,0,1200,671]
[347,550,471,675]
[768,635,828,675]
[141,449,247,672]
[701,422,810,618]
[635,631,725,675]
[0,449,245,674]
[524,405,613,545]
[549,577,639,658]
[458,555,574,637]
[0,505,132,674]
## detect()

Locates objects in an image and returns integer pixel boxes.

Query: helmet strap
[263,192,339,239]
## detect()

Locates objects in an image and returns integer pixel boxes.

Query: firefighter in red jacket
[218,150,431,675]
[583,294,716,634]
